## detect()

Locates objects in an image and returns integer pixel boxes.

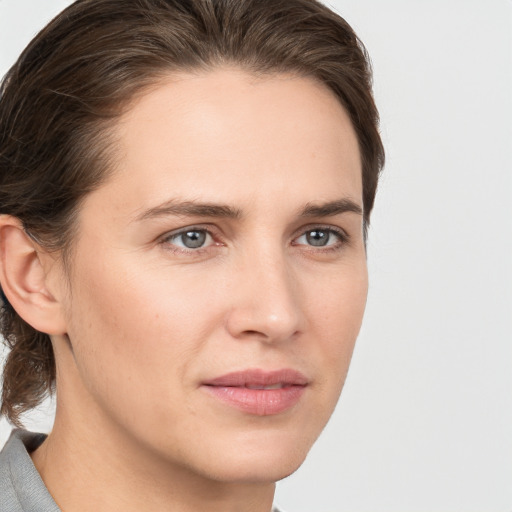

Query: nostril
[242,330,263,336]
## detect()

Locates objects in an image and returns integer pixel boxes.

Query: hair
[0,0,384,426]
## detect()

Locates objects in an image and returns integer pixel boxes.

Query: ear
[0,215,67,335]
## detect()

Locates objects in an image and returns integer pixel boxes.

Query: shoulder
[0,429,60,512]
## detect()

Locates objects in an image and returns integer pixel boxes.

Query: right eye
[163,228,214,250]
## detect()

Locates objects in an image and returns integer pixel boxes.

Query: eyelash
[159,224,350,256]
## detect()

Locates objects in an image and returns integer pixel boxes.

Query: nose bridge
[226,240,302,342]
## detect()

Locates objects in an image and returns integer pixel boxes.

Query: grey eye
[306,229,330,246]
[169,229,211,249]
[180,230,207,248]
[294,228,343,248]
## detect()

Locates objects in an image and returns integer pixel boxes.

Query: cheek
[64,253,219,411]
[308,255,368,331]
[303,260,368,391]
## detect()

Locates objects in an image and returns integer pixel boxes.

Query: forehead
[85,68,362,222]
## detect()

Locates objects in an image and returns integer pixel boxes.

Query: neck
[32,412,276,512]
[30,362,276,512]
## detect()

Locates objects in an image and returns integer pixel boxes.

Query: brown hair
[0,0,384,425]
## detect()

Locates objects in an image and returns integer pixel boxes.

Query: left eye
[294,228,342,247]
[166,229,213,249]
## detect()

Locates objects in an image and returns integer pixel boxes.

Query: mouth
[244,383,286,390]
[201,369,308,416]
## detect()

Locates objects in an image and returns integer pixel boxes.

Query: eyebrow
[298,198,363,217]
[136,197,362,222]
[136,200,243,221]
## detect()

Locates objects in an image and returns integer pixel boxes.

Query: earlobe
[0,215,67,335]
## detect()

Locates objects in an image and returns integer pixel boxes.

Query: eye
[294,227,346,248]
[165,229,213,250]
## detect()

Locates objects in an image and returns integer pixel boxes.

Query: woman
[0,0,384,510]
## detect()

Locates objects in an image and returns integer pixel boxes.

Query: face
[56,68,367,482]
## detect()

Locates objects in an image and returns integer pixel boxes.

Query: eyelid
[160,223,218,239]
[293,224,349,241]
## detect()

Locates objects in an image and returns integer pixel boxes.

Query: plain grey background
[0,1,511,511]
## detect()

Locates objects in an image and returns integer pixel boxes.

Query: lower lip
[201,385,306,416]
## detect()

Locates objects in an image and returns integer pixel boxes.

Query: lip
[201,368,308,416]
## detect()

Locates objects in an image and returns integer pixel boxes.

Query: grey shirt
[0,429,285,512]
[0,429,59,512]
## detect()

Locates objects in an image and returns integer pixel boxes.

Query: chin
[188,428,317,484]
[204,451,308,484]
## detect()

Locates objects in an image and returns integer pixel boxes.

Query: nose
[225,250,302,344]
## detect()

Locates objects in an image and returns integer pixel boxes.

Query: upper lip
[202,368,309,387]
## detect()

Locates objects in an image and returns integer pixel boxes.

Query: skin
[0,68,367,512]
